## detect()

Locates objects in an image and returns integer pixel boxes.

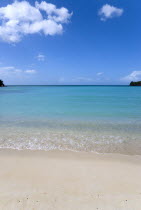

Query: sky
[0,0,140,85]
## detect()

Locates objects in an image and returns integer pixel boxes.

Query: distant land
[130,81,141,86]
[0,80,5,87]
[1,79,141,86]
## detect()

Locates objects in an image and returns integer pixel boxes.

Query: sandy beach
[0,0,140,208]
[0,149,141,210]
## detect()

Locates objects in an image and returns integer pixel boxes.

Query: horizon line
[5,84,129,86]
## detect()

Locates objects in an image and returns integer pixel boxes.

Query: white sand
[0,149,141,210]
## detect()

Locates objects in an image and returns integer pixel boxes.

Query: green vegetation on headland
[0,79,5,87]
[130,81,141,86]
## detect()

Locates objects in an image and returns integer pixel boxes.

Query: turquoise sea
[0,85,141,155]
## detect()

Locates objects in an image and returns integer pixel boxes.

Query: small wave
[0,130,140,155]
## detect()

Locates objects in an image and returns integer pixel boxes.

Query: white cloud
[97,72,103,76]
[37,53,45,61]
[121,71,141,81]
[35,1,72,23]
[98,4,123,21]
[0,66,37,77]
[0,1,72,43]
[24,69,37,74]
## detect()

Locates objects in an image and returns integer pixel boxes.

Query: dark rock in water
[0,79,5,87]
[130,81,141,86]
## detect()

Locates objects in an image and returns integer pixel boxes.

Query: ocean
[0,85,141,155]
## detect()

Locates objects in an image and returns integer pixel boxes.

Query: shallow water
[0,85,141,155]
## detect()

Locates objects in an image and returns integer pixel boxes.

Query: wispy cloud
[96,72,103,76]
[121,71,141,81]
[24,69,36,74]
[58,77,65,82]
[72,77,95,82]
[98,4,123,21]
[0,1,72,43]
[0,66,15,70]
[0,66,37,77]
[37,53,45,61]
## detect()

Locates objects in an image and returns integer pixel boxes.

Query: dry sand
[0,149,141,210]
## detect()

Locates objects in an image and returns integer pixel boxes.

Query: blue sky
[0,0,140,85]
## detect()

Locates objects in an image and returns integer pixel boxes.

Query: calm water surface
[0,85,141,154]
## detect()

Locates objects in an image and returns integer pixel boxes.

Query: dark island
[130,81,141,86]
[0,79,5,87]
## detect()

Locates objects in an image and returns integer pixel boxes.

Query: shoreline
[1,147,141,158]
[0,149,141,209]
